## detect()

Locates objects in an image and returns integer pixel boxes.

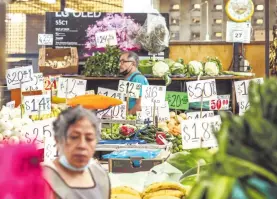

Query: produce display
[30,105,62,121]
[82,45,121,76]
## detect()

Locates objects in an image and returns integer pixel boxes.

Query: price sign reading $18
[22,73,44,92]
[23,93,51,115]
[57,77,87,98]
[234,78,263,102]
[186,79,217,103]
[118,80,141,99]
[21,118,55,149]
[98,87,125,101]
[6,65,34,90]
[181,116,221,149]
[141,85,166,106]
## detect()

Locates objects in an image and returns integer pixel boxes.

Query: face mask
[120,69,130,76]
[59,155,92,172]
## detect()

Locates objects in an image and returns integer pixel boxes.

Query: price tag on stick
[95,30,118,48]
[98,87,125,101]
[23,94,51,115]
[166,91,189,110]
[181,116,220,149]
[44,136,58,162]
[57,78,87,99]
[22,73,44,92]
[141,85,166,106]
[186,79,217,103]
[118,80,141,99]
[6,66,34,90]
[38,34,54,46]
[234,78,263,102]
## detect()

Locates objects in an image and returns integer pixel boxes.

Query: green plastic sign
[166,91,189,110]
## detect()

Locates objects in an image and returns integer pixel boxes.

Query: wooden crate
[39,47,79,75]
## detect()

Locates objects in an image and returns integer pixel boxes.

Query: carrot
[66,94,123,110]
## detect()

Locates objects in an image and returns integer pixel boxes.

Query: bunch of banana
[142,182,187,199]
[30,107,61,121]
[111,186,141,199]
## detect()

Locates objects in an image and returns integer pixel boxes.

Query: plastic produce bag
[136,10,170,54]
[102,149,161,159]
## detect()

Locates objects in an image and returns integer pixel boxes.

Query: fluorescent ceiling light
[215,19,222,24]
[172,4,180,10]
[256,19,263,24]
[215,32,222,37]
[256,5,264,11]
[193,4,201,9]
[40,0,56,3]
[215,5,222,10]
[64,8,76,12]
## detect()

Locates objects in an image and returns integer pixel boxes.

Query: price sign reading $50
[181,116,221,149]
[186,79,217,103]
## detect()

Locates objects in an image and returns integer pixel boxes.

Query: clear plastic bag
[136,10,170,54]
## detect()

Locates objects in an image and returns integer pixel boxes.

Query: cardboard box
[108,150,170,173]
[39,47,78,75]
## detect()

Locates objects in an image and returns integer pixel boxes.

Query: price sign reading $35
[181,116,221,149]
[141,85,166,106]
[186,79,217,103]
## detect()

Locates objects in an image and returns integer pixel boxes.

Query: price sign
[6,101,15,109]
[226,21,251,43]
[234,78,263,102]
[186,111,214,120]
[141,102,170,122]
[98,87,125,101]
[181,116,221,149]
[38,34,54,46]
[22,73,44,92]
[141,85,166,106]
[21,118,55,149]
[44,76,59,91]
[209,95,230,111]
[95,30,118,48]
[85,90,95,95]
[23,94,51,115]
[239,98,250,116]
[57,78,87,98]
[186,79,217,103]
[136,111,143,121]
[6,66,33,90]
[118,80,141,99]
[97,102,127,120]
[44,136,58,162]
[166,91,189,110]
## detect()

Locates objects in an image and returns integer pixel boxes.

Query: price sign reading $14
[165,91,189,110]
[118,80,141,99]
[181,116,221,149]
[23,93,51,115]
[6,65,34,90]
[21,118,55,149]
[234,78,263,102]
[22,73,44,92]
[57,77,87,98]
[186,79,217,103]
[141,85,166,106]
[98,87,125,101]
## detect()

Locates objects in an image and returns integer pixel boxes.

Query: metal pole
[61,0,65,11]
[0,2,6,107]
[265,0,270,77]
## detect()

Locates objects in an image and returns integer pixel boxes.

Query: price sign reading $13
[181,116,221,149]
[57,77,87,99]
[186,79,217,103]
[118,80,141,99]
[234,78,263,102]
[141,85,166,106]
[22,73,44,92]
[6,65,34,90]
[23,94,51,115]
[21,118,55,149]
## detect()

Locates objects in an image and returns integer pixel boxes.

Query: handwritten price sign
[186,111,214,120]
[141,85,166,106]
[239,98,250,116]
[98,87,124,101]
[44,136,58,162]
[209,95,230,111]
[95,30,118,48]
[234,78,263,102]
[21,118,55,149]
[6,101,15,109]
[97,102,127,120]
[186,79,217,103]
[38,34,54,46]
[181,116,221,149]
[118,80,141,99]
[44,76,59,91]
[6,66,34,90]
[57,78,87,98]
[22,73,44,92]
[23,94,51,115]
[165,91,189,110]
[141,102,170,122]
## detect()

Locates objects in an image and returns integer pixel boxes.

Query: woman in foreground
[43,106,110,199]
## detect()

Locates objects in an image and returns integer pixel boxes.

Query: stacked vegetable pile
[184,78,277,199]
[82,45,121,76]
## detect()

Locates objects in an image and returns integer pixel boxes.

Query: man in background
[119,52,149,115]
